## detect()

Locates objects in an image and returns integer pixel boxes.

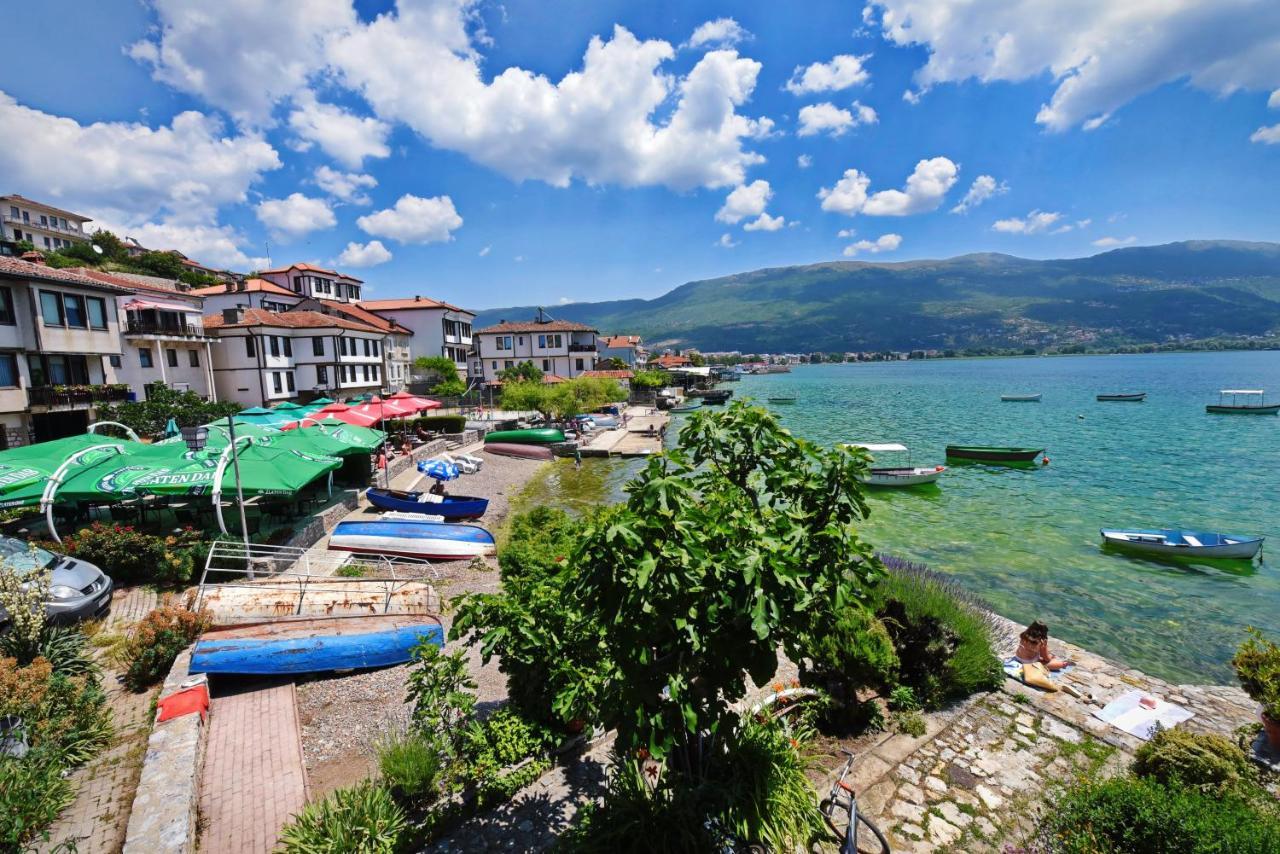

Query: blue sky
[2,0,1278,310]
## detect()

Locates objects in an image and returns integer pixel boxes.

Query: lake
[521,351,1280,684]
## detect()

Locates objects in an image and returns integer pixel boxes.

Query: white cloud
[993,210,1064,234]
[129,0,356,125]
[843,233,902,256]
[686,18,750,48]
[313,166,377,204]
[797,154,813,169]
[1270,89,1280,109]
[716,180,771,224]
[785,55,871,95]
[357,193,463,244]
[869,0,1280,131]
[100,220,268,270]
[557,296,572,304]
[255,193,337,240]
[337,239,393,266]
[797,101,877,137]
[820,157,958,217]
[950,174,1008,213]
[837,228,857,238]
[478,245,491,257]
[288,91,391,168]
[1093,235,1137,247]
[1252,124,1280,144]
[715,233,739,248]
[743,213,785,232]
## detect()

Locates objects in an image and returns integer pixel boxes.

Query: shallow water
[520,351,1280,684]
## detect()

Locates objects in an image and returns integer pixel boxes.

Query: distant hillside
[472,241,1280,353]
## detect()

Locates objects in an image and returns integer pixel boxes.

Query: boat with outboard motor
[1097,392,1147,402]
[1001,393,1042,402]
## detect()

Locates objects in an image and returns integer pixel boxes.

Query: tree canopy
[97,386,242,439]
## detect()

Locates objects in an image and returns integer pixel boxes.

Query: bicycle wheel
[851,813,890,854]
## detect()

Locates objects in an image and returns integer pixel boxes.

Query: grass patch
[335,563,368,578]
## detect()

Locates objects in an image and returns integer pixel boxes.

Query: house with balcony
[360,295,475,379]
[473,312,598,383]
[598,334,645,368]
[204,307,389,407]
[1,194,92,255]
[295,298,414,391]
[190,277,305,314]
[257,262,364,303]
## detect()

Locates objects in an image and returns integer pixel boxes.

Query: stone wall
[385,438,450,481]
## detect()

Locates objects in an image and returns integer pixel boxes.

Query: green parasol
[0,435,136,502]
[294,417,385,453]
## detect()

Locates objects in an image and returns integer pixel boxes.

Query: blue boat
[189,615,443,676]
[366,487,489,519]
[1100,528,1264,560]
[329,519,496,560]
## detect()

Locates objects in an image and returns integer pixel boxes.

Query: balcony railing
[568,343,597,352]
[2,214,86,238]
[28,384,130,408]
[125,318,207,338]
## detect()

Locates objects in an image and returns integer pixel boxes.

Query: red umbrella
[310,401,382,428]
[387,390,441,412]
[348,395,417,422]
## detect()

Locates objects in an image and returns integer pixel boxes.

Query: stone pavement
[199,680,310,854]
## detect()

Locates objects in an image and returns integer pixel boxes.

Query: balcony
[568,343,596,353]
[2,214,87,239]
[28,384,130,408]
[124,318,211,339]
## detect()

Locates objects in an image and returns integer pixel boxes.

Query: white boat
[1100,528,1264,560]
[329,519,496,560]
[1001,393,1042,402]
[845,443,946,487]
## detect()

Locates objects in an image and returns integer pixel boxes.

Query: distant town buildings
[1,195,92,254]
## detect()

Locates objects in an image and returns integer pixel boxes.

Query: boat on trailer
[1100,528,1264,560]
[1001,393,1042,402]
[483,442,554,461]
[945,445,1044,462]
[845,443,945,487]
[1097,392,1147,402]
[366,487,489,520]
[190,614,444,676]
[1206,389,1280,415]
[329,519,496,560]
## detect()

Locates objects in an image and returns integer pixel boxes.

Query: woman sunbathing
[1015,621,1072,671]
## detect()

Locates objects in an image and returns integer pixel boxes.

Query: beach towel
[1004,657,1060,691]
[1094,690,1193,740]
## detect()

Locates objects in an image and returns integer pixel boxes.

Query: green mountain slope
[472,241,1280,353]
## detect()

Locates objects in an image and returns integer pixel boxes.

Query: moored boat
[484,428,566,444]
[945,445,1044,462]
[1205,389,1280,415]
[767,396,798,404]
[329,519,496,560]
[190,614,444,676]
[1001,393,1042,402]
[700,389,733,404]
[366,487,489,519]
[845,443,945,487]
[1097,392,1147,402]
[670,400,703,413]
[1100,528,1264,560]
[483,442,555,461]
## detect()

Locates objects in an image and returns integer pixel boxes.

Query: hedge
[406,415,467,434]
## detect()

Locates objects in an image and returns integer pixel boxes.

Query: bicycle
[820,749,890,854]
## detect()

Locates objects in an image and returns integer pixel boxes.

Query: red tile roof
[188,278,296,297]
[321,300,412,335]
[257,262,363,283]
[600,335,641,348]
[0,256,132,292]
[203,307,384,334]
[580,370,634,379]
[651,354,692,368]
[1,194,91,222]
[360,296,470,313]
[477,319,597,334]
[65,267,200,301]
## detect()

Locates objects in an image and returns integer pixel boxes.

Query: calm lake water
[521,351,1280,684]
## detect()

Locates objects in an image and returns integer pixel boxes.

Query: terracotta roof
[651,354,692,368]
[600,335,641,348]
[257,262,363,283]
[188,278,296,297]
[580,370,634,379]
[360,296,470,313]
[477,319,597,334]
[203,307,384,334]
[66,267,202,302]
[321,300,412,335]
[1,194,91,222]
[0,256,132,292]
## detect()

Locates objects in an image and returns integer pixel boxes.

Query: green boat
[483,428,566,445]
[945,445,1044,462]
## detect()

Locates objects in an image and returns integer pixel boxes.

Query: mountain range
[471,241,1280,354]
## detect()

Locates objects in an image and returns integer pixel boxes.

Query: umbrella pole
[41,444,127,544]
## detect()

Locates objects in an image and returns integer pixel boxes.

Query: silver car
[0,536,113,625]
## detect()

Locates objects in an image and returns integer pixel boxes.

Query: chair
[110,504,140,524]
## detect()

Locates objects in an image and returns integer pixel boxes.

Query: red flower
[637,747,650,760]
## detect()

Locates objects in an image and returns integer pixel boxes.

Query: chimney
[414,295,421,302]
[222,307,245,325]
[20,250,46,266]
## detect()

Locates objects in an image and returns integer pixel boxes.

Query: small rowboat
[767,397,798,404]
[366,487,489,519]
[483,442,554,461]
[1100,528,1264,560]
[484,428,566,444]
[945,445,1044,462]
[844,443,944,487]
[1001,393,1042,402]
[671,401,703,413]
[190,614,444,676]
[700,390,733,405]
[329,519,496,560]
[1097,392,1147,402]
[1206,389,1280,415]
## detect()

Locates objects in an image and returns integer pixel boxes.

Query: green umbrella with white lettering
[0,434,137,505]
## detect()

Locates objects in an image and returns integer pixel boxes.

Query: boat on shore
[1205,389,1280,415]
[329,519,496,560]
[366,487,489,520]
[1097,392,1147,402]
[1001,393,1042,402]
[483,442,555,461]
[484,427,566,444]
[846,443,945,487]
[945,445,1044,462]
[190,614,444,676]
[1100,528,1264,560]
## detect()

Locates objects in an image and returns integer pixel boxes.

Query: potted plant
[1231,627,1280,749]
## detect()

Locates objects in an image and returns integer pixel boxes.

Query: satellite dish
[91,244,104,255]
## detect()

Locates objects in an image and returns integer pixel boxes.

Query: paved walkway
[199,680,310,854]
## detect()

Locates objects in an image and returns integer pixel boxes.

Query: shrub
[1232,627,1280,720]
[0,624,97,677]
[376,728,443,805]
[278,780,407,854]
[0,749,75,849]
[893,710,927,737]
[800,606,898,725]
[122,605,209,691]
[1041,775,1280,854]
[410,415,467,434]
[456,708,553,804]
[871,556,1002,709]
[1133,726,1257,794]
[404,642,476,756]
[887,685,921,712]
[52,523,205,586]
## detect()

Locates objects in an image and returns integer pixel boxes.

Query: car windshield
[0,537,58,574]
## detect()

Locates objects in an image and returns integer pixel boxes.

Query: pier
[578,405,669,457]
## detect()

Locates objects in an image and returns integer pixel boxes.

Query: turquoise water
[526,351,1280,684]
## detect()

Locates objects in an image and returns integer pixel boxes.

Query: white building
[257,262,365,303]
[2,194,92,254]
[473,315,598,383]
[598,334,645,368]
[204,307,389,406]
[360,296,475,378]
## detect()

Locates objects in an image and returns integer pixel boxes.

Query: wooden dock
[579,406,668,457]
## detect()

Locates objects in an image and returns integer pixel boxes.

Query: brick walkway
[200,679,310,854]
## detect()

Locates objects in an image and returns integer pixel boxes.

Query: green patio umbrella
[271,429,356,459]
[308,397,334,405]
[0,434,136,501]
[291,417,385,453]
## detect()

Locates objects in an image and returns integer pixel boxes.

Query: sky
[2,0,1278,310]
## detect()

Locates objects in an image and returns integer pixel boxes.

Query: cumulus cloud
[255,194,337,240]
[715,233,739,248]
[337,239,393,266]
[819,157,958,216]
[785,55,871,94]
[868,0,1280,131]
[837,228,857,238]
[716,180,771,224]
[288,91,391,168]
[992,210,1064,234]
[100,220,268,270]
[313,166,377,204]
[357,193,463,243]
[797,101,877,137]
[1092,235,1137,247]
[686,17,750,48]
[743,213,785,232]
[797,154,813,168]
[478,245,491,257]
[1252,125,1280,144]
[950,174,1008,213]
[843,233,902,256]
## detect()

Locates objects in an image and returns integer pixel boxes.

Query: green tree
[596,356,628,370]
[413,356,467,396]
[97,386,241,439]
[498,360,543,383]
[134,251,186,279]
[630,370,667,390]
[89,229,127,261]
[687,351,706,367]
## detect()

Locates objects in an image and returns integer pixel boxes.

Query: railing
[27,384,130,408]
[125,318,206,337]
[2,214,86,238]
[568,343,596,352]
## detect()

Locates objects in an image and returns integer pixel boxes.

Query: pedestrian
[574,446,583,469]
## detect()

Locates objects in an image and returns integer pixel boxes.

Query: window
[491,361,497,369]
[139,348,153,368]
[245,336,256,358]
[292,276,303,293]
[166,348,178,368]
[39,215,48,227]
[39,291,63,326]
[363,365,370,382]
[363,339,371,357]
[273,372,283,393]
[21,210,28,223]
[108,354,122,368]
[0,354,17,388]
[504,360,513,369]
[0,287,14,325]
[61,293,86,328]
[286,372,295,392]
[59,218,68,229]
[537,334,562,349]
[43,237,51,249]
[7,206,16,218]
[86,297,107,330]
[312,336,324,356]
[283,337,292,358]
[189,350,200,367]
[576,358,584,371]
[372,340,379,356]
[495,335,512,351]
[269,336,280,357]
[372,365,379,381]
[53,238,61,249]
[317,365,328,384]
[339,337,347,356]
